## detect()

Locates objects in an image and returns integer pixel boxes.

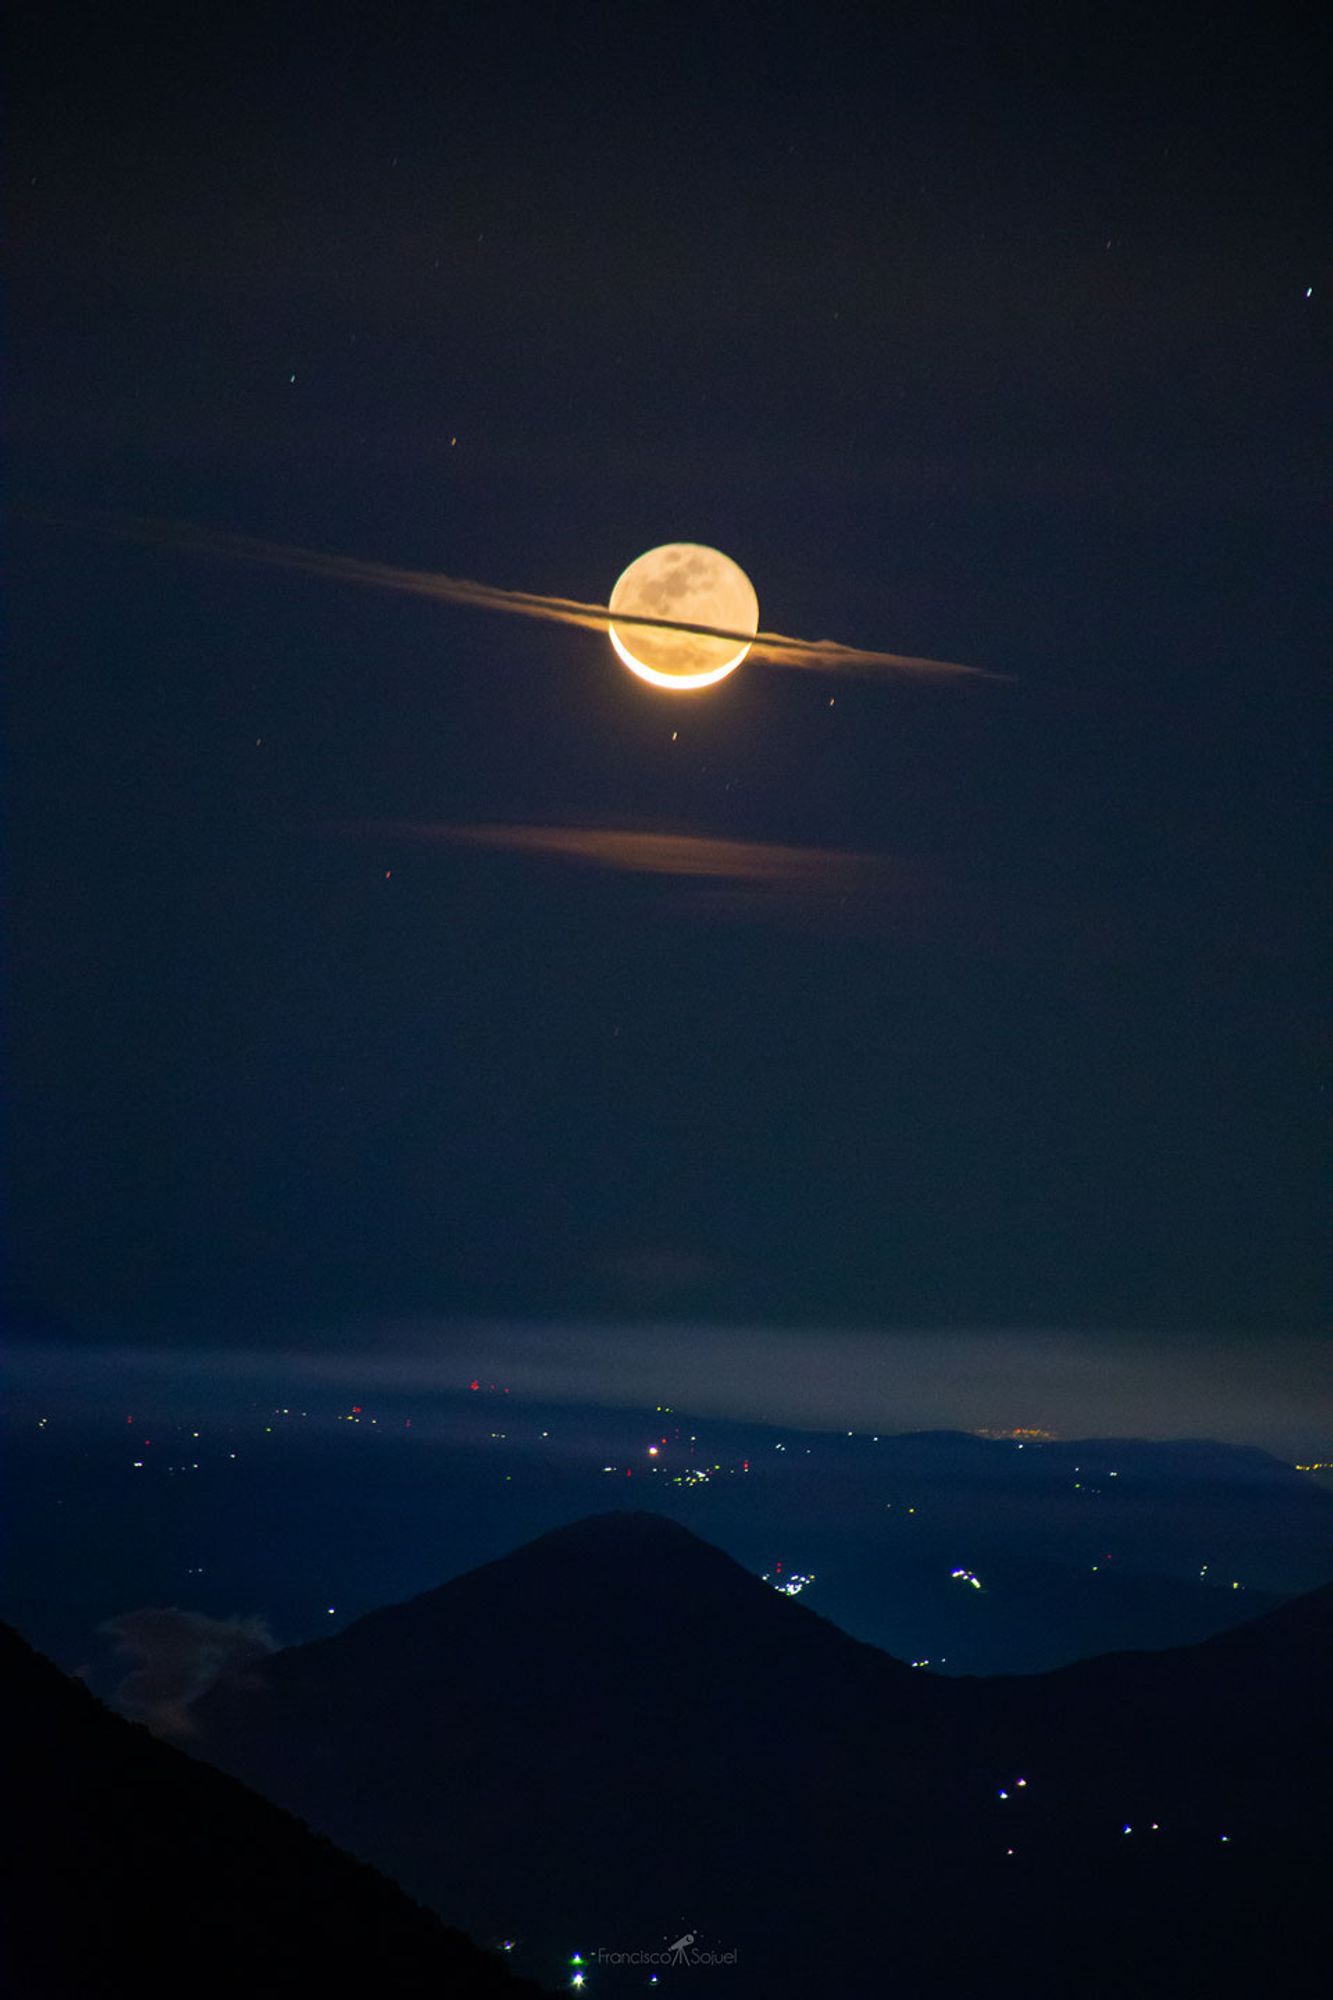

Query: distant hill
[0,1622,551,1999]
[190,1510,1332,1997]
[10,1406,1330,1681]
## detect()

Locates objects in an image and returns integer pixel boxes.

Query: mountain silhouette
[184,1511,1328,1996]
[0,1620,551,1999]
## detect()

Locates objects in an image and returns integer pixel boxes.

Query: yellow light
[608,544,758,692]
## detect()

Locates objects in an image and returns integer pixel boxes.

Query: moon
[608,544,759,691]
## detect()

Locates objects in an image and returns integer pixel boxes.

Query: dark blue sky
[9,4,1326,1362]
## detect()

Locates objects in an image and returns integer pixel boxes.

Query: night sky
[9,6,1327,1417]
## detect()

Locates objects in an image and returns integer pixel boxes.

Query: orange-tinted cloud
[421,822,889,884]
[65,510,993,680]
[371,820,922,934]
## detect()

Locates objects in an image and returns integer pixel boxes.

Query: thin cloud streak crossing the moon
[73,512,996,680]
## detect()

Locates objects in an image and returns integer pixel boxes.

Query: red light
[470,1380,480,1392]
[352,1406,361,1414]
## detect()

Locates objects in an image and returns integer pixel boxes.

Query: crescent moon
[608,544,759,691]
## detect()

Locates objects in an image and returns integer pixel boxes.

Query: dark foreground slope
[191,1511,1331,1997]
[958,1573,1333,1839]
[0,1622,550,2000]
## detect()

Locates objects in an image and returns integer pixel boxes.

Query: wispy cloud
[367,821,920,930]
[398,821,894,884]
[63,511,993,679]
[100,1607,276,1738]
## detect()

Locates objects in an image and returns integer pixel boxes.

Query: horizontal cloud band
[73,511,995,680]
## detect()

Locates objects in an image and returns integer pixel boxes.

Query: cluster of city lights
[762,1570,815,1598]
[973,1427,1055,1442]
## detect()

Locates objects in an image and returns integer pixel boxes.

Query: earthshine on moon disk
[608,544,759,690]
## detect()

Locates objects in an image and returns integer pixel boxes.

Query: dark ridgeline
[187,1511,1332,1997]
[0,1623,552,1999]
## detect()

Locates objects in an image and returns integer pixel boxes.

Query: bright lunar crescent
[608,543,759,690]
